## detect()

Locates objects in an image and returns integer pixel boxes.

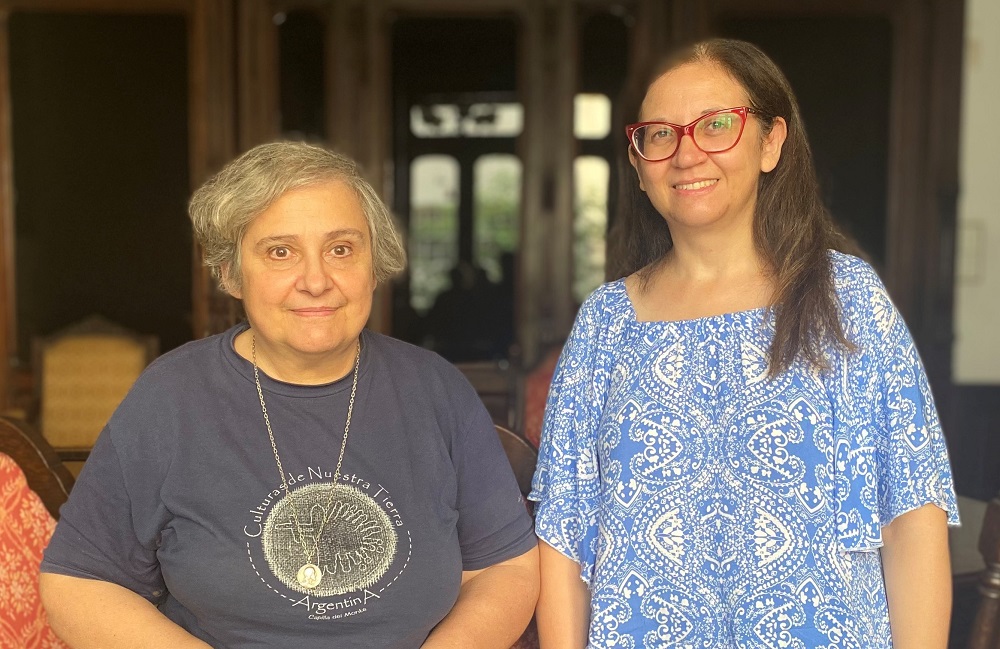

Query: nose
[296,252,333,296]
[672,133,707,168]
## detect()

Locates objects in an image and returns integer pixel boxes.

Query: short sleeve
[872,320,960,526]
[528,291,609,584]
[40,426,168,602]
[831,259,959,552]
[452,395,537,571]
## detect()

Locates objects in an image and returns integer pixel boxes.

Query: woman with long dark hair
[531,38,957,648]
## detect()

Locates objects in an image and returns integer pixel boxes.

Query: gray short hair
[189,141,406,293]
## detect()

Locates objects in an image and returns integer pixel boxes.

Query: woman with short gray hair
[40,141,539,649]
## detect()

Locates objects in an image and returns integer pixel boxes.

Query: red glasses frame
[626,106,757,162]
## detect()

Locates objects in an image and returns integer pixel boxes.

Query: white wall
[953,0,1000,384]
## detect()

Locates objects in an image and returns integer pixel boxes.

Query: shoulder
[364,330,461,375]
[581,278,630,310]
[111,326,244,423]
[829,250,886,293]
[575,278,632,331]
[136,326,238,389]
[363,330,479,398]
[829,251,893,317]
[555,280,632,376]
[97,327,245,459]
[361,332,493,448]
[827,250,909,349]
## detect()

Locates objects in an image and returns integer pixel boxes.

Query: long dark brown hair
[609,38,858,376]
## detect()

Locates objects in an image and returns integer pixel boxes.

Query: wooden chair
[969,494,1000,649]
[493,424,540,649]
[0,415,74,519]
[33,315,157,466]
[458,359,521,430]
[495,423,538,497]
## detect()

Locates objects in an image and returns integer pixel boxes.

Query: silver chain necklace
[251,334,361,590]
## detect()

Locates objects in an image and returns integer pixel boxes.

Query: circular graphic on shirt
[261,483,398,596]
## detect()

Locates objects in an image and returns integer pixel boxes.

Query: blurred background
[0,1,996,644]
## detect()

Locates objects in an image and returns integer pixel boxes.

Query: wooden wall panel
[0,12,12,411]
[189,0,238,338]
[326,1,364,159]
[549,1,576,342]
[0,0,190,9]
[518,2,548,367]
[238,0,280,151]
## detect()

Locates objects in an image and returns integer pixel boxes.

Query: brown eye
[270,246,290,259]
[331,244,351,257]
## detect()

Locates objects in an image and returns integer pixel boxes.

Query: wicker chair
[33,315,157,467]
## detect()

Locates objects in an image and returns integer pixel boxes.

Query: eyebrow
[253,228,367,251]
[644,106,733,123]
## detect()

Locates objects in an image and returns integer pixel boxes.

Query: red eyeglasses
[626,106,757,162]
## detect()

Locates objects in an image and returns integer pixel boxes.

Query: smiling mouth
[674,179,718,190]
[292,307,338,316]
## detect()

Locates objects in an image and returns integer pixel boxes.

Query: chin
[293,337,353,356]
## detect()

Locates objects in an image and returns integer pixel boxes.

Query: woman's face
[630,61,786,237]
[229,179,376,372]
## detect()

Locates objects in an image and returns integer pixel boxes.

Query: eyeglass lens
[633,110,746,161]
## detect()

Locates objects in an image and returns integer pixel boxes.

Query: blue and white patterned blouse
[529,251,959,648]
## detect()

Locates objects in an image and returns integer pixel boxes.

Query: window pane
[573,156,609,302]
[410,105,461,138]
[463,103,523,137]
[409,155,459,312]
[411,102,523,138]
[473,154,521,282]
[574,93,611,139]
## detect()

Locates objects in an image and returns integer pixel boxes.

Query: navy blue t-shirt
[42,325,536,648]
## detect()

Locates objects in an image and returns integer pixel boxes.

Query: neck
[662,216,767,282]
[629,221,775,322]
[234,329,360,385]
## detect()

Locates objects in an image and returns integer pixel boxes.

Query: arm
[536,540,590,649]
[421,545,539,649]
[40,573,211,649]
[880,503,951,649]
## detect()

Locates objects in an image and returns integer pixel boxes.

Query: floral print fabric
[0,452,67,649]
[530,252,959,648]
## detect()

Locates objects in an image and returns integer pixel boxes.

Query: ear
[221,264,243,300]
[760,116,788,173]
[628,148,647,192]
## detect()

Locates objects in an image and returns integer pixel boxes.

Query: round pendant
[296,563,322,589]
